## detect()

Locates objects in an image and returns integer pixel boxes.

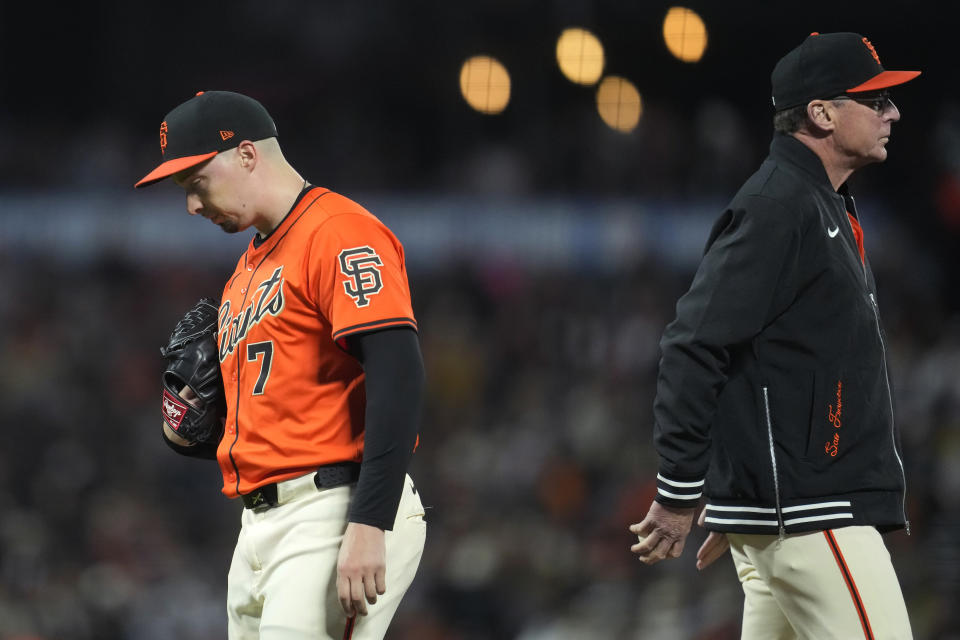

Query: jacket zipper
[761,386,786,540]
[867,292,910,535]
[847,197,910,534]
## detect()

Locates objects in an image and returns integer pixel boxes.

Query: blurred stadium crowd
[1,185,960,639]
[3,2,960,639]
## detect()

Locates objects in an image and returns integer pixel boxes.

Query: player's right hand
[337,522,387,617]
[629,500,696,565]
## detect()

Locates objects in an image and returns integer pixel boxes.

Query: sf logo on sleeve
[339,246,384,307]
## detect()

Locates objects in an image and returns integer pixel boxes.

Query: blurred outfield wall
[0,191,905,274]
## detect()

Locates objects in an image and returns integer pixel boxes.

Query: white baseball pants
[728,526,912,639]
[227,473,426,639]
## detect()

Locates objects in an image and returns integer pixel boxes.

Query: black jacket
[652,133,908,536]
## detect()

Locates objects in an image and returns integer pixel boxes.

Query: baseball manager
[630,32,920,639]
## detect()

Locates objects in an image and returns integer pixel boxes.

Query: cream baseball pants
[728,526,912,639]
[227,473,426,639]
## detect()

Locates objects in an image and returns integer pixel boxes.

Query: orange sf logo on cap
[159,121,168,155]
[861,37,881,65]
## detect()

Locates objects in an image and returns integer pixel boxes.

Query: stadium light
[663,7,708,63]
[556,28,605,85]
[459,55,511,114]
[596,76,642,133]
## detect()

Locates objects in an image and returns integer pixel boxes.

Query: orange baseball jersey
[215,186,417,497]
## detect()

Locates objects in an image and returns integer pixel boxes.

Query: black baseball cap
[771,32,921,111]
[135,90,278,188]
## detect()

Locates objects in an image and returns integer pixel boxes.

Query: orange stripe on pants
[824,529,874,639]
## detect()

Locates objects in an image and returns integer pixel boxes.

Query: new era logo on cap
[771,32,920,111]
[135,91,279,187]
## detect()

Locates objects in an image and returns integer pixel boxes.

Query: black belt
[241,462,361,510]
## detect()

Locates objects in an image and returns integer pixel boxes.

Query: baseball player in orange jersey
[136,90,426,639]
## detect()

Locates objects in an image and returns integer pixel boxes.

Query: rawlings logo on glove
[162,389,188,429]
[160,297,227,456]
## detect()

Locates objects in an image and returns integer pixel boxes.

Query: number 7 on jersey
[246,341,274,395]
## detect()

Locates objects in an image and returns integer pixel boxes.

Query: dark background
[1,2,959,638]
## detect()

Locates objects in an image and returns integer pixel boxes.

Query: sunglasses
[830,91,896,115]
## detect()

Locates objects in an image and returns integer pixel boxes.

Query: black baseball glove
[160,297,226,458]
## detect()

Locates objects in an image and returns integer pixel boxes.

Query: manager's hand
[629,501,696,565]
[695,507,730,570]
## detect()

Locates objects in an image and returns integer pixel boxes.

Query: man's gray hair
[773,104,810,134]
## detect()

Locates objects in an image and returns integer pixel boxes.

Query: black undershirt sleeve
[344,327,425,530]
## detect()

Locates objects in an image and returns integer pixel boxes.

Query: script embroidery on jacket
[825,380,843,457]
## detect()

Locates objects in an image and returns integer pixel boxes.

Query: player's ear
[236,140,258,171]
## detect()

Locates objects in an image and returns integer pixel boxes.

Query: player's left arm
[336,327,424,617]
